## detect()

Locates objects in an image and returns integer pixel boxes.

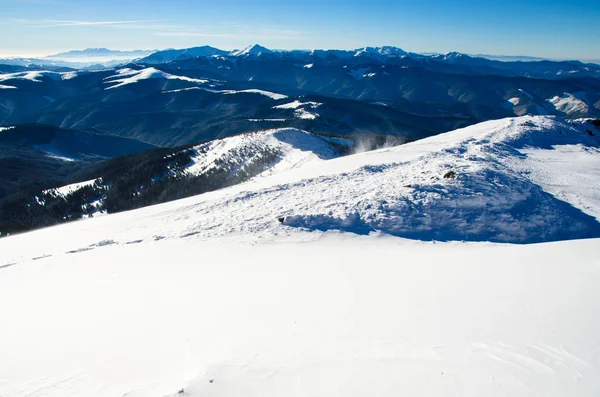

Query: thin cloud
[9,18,169,28]
[8,18,304,40]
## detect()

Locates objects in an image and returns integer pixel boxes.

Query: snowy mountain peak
[180,45,228,58]
[354,46,407,57]
[231,44,273,56]
[441,51,469,61]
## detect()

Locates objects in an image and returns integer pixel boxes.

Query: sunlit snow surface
[222,88,287,100]
[1,116,600,397]
[184,128,349,178]
[547,93,589,115]
[42,179,98,196]
[273,100,321,119]
[103,68,209,90]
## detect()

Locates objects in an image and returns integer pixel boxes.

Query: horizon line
[0,45,599,64]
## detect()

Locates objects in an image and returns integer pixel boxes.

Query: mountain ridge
[2,116,599,243]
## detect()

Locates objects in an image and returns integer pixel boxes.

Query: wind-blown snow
[103,68,209,90]
[154,116,599,244]
[5,115,599,249]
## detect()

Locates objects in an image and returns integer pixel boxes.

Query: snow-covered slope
[1,116,600,397]
[18,115,599,247]
[230,44,273,57]
[135,46,229,64]
[184,128,350,178]
[103,67,210,89]
[21,128,352,220]
[547,92,589,116]
[0,70,65,84]
[354,46,407,59]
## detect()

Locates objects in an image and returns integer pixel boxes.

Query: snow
[0,71,44,83]
[247,118,287,122]
[185,128,350,178]
[222,89,287,100]
[61,71,79,80]
[508,144,600,221]
[372,101,390,106]
[103,68,209,90]
[273,100,322,109]
[0,70,67,85]
[348,67,371,79]
[0,231,599,397]
[43,179,98,196]
[294,108,319,119]
[32,143,78,162]
[162,87,201,93]
[127,115,598,244]
[230,44,273,57]
[507,97,520,106]
[273,101,321,119]
[45,153,76,162]
[547,93,589,115]
[1,116,600,397]
[354,46,407,58]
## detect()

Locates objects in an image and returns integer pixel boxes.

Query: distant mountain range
[1,43,599,217]
[0,48,154,69]
[45,48,154,64]
[1,45,598,70]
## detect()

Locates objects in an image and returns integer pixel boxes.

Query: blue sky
[1,0,599,60]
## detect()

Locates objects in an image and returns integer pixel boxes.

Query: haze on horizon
[0,0,599,62]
